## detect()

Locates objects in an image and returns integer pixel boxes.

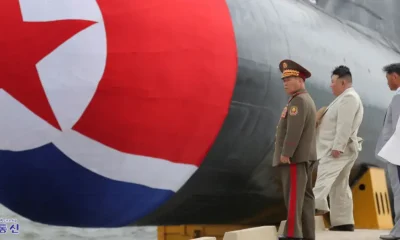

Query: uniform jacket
[316,87,364,160]
[273,89,317,167]
[375,87,400,162]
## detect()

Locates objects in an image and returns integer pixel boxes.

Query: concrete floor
[277,217,390,240]
[0,204,392,240]
[316,229,388,240]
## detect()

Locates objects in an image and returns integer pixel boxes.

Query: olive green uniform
[273,60,317,240]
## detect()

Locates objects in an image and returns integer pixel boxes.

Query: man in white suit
[376,63,400,240]
[313,65,364,231]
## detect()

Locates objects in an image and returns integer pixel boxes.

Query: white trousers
[387,162,400,237]
[313,153,357,227]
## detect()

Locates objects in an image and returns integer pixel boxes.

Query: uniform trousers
[313,152,357,227]
[386,162,400,238]
[278,161,316,239]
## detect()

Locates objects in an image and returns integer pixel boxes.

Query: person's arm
[316,106,327,128]
[282,97,307,157]
[332,94,358,152]
[391,95,400,132]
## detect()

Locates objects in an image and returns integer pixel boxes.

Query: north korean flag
[0,0,237,227]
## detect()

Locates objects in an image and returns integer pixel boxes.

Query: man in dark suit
[273,59,317,240]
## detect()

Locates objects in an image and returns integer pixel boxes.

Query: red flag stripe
[287,164,297,237]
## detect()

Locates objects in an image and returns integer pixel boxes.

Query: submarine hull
[136,0,400,225]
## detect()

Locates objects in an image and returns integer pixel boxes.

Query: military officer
[273,59,317,240]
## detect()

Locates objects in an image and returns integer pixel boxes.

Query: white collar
[326,87,353,108]
[344,87,353,93]
[337,87,353,97]
[396,87,400,95]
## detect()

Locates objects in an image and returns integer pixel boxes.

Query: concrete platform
[278,216,326,235]
[277,216,390,239]
[316,229,389,240]
[223,226,278,240]
[190,237,216,240]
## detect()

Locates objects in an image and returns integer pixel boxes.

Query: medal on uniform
[289,106,298,116]
[281,106,288,118]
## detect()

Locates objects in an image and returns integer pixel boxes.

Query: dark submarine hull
[315,0,400,52]
[136,0,400,225]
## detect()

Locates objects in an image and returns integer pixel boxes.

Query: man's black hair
[383,63,400,75]
[331,65,352,83]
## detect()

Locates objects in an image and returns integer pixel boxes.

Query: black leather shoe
[380,234,400,240]
[329,224,354,231]
[278,236,303,240]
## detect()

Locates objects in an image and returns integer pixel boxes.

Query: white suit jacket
[316,87,364,160]
[375,87,400,163]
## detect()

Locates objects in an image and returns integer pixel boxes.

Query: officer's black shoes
[328,224,354,231]
[278,236,304,240]
[380,234,400,240]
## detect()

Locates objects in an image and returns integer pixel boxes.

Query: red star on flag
[0,1,96,130]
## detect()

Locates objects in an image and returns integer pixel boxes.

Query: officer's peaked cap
[279,59,312,80]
